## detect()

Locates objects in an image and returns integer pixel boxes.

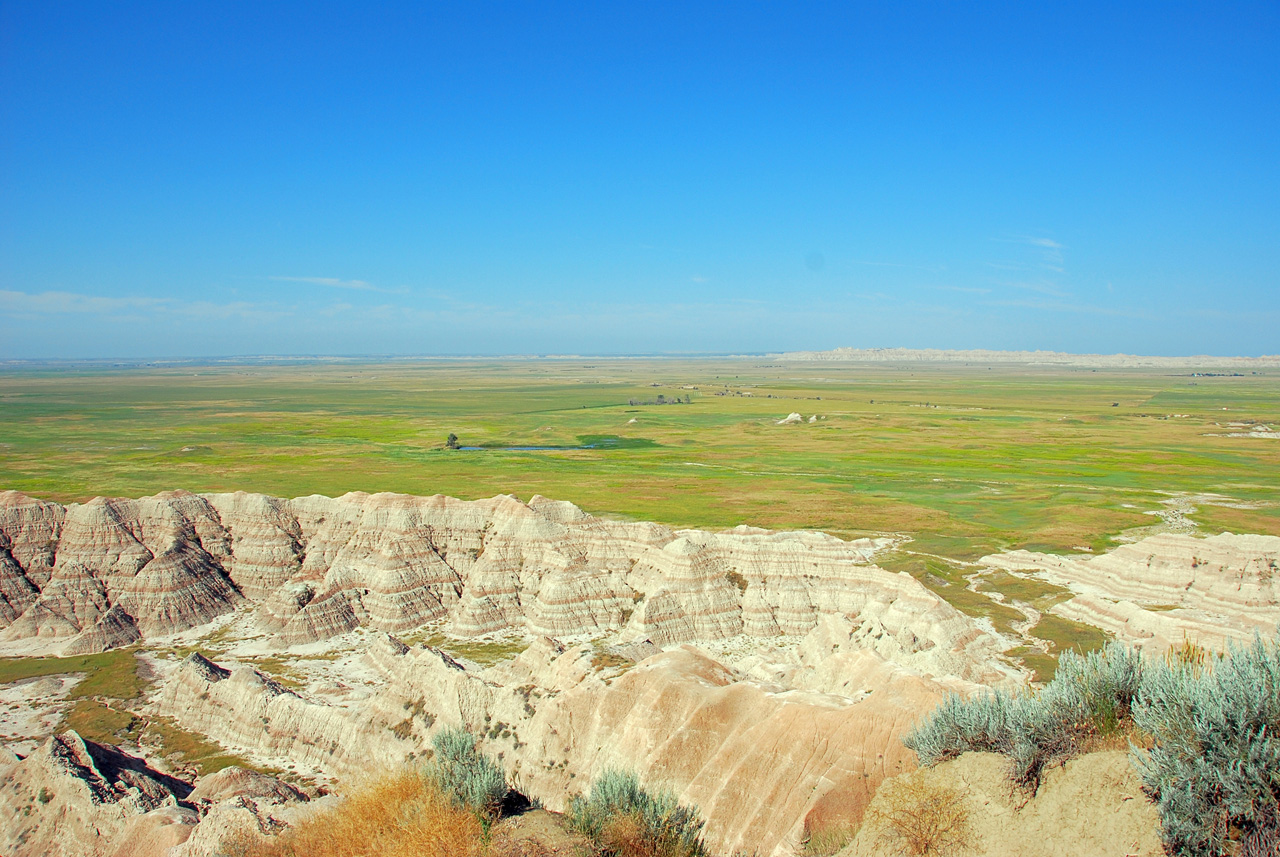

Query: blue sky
[1,2,1276,358]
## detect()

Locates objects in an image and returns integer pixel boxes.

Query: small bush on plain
[425,726,510,819]
[567,769,709,857]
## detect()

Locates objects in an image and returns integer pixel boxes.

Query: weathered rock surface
[0,492,241,653]
[982,532,1280,650]
[839,750,1163,857]
[0,730,196,857]
[0,490,1013,686]
[0,727,315,857]
[0,489,1040,856]
[150,632,979,857]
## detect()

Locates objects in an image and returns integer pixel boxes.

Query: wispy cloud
[987,234,1069,293]
[0,289,165,314]
[984,297,1147,319]
[268,276,408,295]
[0,289,288,322]
[1002,280,1071,298]
[938,285,992,295]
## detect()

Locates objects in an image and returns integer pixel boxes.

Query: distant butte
[775,346,1280,368]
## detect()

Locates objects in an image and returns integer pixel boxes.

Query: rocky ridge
[981,532,1280,650]
[0,729,313,857]
[0,489,1013,689]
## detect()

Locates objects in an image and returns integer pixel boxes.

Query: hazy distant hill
[776,347,1280,368]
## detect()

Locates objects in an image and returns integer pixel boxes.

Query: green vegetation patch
[143,715,272,776]
[0,647,264,776]
[1030,613,1109,656]
[975,571,1074,610]
[418,633,531,667]
[878,553,1025,636]
[0,649,146,700]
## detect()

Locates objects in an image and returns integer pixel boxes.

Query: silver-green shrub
[904,636,1280,856]
[567,768,708,857]
[904,642,1140,787]
[424,726,509,818]
[1131,635,1280,857]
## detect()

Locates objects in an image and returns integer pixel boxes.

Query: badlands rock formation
[155,631,971,856]
[0,488,1031,856]
[0,489,1011,685]
[0,729,312,857]
[13,489,1260,855]
[981,532,1280,650]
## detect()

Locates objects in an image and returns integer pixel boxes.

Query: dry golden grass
[1167,636,1210,671]
[864,776,973,857]
[236,769,484,857]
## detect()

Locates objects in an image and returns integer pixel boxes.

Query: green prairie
[1,358,1277,560]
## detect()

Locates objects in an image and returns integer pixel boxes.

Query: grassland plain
[2,358,1276,551]
[1,358,1277,679]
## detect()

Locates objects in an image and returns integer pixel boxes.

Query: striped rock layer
[0,489,1009,683]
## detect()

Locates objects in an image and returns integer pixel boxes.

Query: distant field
[1,358,1278,561]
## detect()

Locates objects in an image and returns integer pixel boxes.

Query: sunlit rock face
[151,635,970,857]
[0,489,1013,684]
[0,491,241,652]
[0,730,198,857]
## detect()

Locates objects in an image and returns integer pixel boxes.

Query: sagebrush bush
[904,641,1140,787]
[232,768,483,857]
[425,726,510,819]
[1131,635,1280,857]
[567,769,709,857]
[904,634,1280,857]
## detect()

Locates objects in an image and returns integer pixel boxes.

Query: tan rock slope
[981,532,1280,650]
[153,635,956,857]
[840,750,1163,857]
[0,730,195,857]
